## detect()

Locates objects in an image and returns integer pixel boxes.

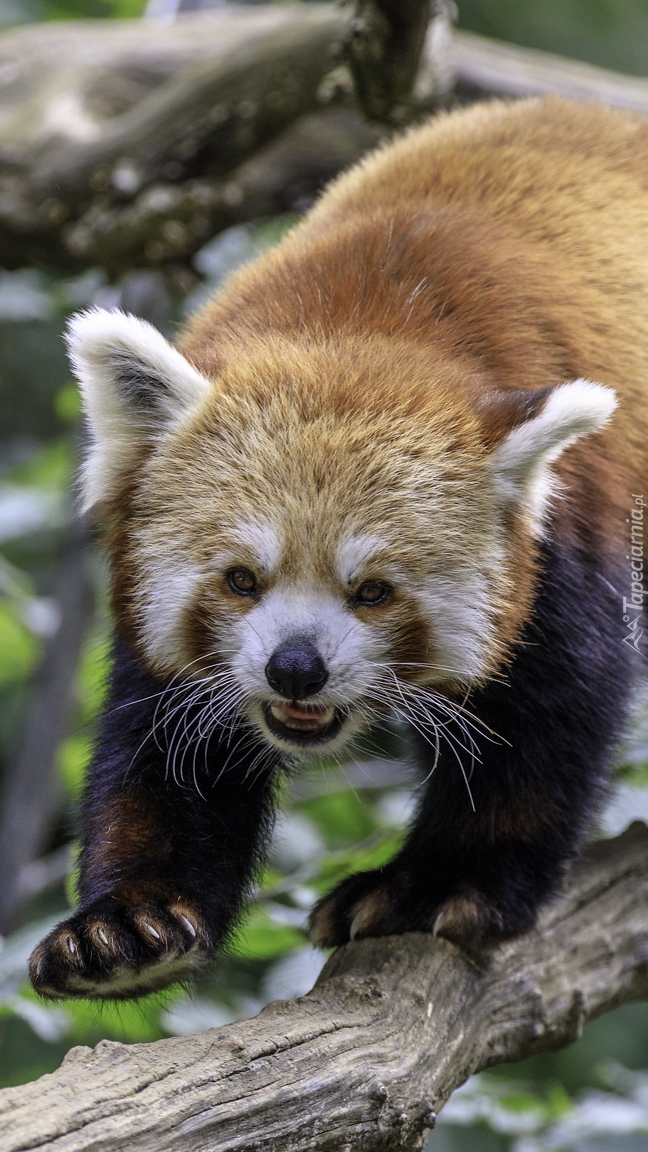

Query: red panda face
[67,310,616,758]
[120,410,503,756]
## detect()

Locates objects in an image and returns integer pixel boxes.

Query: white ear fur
[492,379,617,532]
[66,308,211,511]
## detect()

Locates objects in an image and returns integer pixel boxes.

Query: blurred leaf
[39,0,146,20]
[57,734,91,795]
[0,599,40,686]
[57,622,111,794]
[501,1091,550,1113]
[298,789,378,846]
[547,1083,575,1120]
[6,437,73,491]
[232,907,304,961]
[65,993,167,1044]
[310,831,403,893]
[78,628,110,718]
[57,616,111,797]
[54,384,82,425]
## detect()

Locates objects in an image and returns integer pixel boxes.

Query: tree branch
[345,0,449,125]
[0,2,450,273]
[453,28,648,110]
[0,6,355,273]
[2,823,647,1152]
[5,8,648,275]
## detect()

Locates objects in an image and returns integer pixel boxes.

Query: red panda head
[67,308,616,756]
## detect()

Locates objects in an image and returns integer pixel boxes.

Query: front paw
[309,867,413,947]
[309,870,531,953]
[432,891,506,951]
[29,893,210,1000]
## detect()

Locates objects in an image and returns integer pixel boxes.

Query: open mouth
[263,700,344,746]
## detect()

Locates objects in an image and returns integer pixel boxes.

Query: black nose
[265,640,328,700]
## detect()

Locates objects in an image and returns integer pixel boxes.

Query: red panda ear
[489,379,617,532]
[66,308,210,512]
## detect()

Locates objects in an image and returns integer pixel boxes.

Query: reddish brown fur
[31,97,648,996]
[159,97,648,674]
[80,793,172,896]
[110,334,511,683]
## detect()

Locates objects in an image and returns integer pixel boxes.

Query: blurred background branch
[344,0,450,124]
[3,4,648,276]
[0,510,93,935]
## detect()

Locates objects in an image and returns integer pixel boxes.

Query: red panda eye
[355,580,392,606]
[227,568,258,596]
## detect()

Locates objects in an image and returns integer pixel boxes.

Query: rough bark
[1,822,647,1152]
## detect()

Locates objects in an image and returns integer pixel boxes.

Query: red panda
[29,96,647,999]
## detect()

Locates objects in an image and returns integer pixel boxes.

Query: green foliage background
[0,4,648,1150]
